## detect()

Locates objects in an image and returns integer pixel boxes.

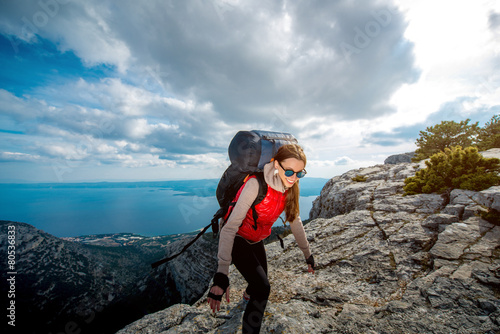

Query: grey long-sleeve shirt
[217,162,312,275]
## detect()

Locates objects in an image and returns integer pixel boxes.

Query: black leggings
[232,236,270,334]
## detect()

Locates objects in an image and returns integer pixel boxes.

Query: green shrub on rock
[351,175,367,182]
[404,146,500,195]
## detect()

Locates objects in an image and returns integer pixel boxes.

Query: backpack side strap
[151,222,212,269]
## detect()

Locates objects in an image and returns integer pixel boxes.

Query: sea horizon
[0,178,327,238]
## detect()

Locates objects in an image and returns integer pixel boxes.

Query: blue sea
[0,178,326,237]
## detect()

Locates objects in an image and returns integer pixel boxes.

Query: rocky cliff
[117,149,500,334]
[0,222,217,334]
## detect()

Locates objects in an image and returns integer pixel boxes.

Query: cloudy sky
[0,0,499,182]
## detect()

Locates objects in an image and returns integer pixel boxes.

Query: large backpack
[212,130,298,234]
[151,130,297,269]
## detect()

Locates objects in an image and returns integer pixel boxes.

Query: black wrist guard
[213,272,229,291]
[306,254,315,270]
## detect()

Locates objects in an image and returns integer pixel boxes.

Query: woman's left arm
[290,217,314,273]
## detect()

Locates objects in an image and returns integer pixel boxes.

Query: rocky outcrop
[117,149,500,334]
[384,151,415,164]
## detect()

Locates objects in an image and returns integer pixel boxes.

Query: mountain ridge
[117,149,500,334]
[0,220,219,334]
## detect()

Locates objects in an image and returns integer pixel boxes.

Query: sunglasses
[278,161,307,178]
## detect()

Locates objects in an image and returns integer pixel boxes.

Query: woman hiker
[207,143,315,333]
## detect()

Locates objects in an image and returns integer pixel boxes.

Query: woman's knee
[252,278,271,299]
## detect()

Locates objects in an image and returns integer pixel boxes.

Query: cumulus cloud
[0,0,416,163]
[1,0,417,119]
[333,156,355,166]
[128,1,416,123]
[489,11,500,31]
[0,84,226,168]
[2,0,497,182]
[362,96,500,148]
[0,0,131,71]
[0,151,41,162]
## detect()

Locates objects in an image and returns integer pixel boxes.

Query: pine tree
[412,119,479,161]
[477,114,500,150]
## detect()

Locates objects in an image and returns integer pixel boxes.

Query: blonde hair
[273,144,306,223]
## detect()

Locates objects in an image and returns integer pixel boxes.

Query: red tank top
[233,176,287,242]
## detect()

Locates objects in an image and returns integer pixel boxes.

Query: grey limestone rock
[384,151,415,164]
[117,149,500,334]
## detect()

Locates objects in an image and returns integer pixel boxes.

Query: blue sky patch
[0,34,114,97]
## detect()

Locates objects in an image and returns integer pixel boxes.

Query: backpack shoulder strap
[252,172,268,206]
[250,172,268,230]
